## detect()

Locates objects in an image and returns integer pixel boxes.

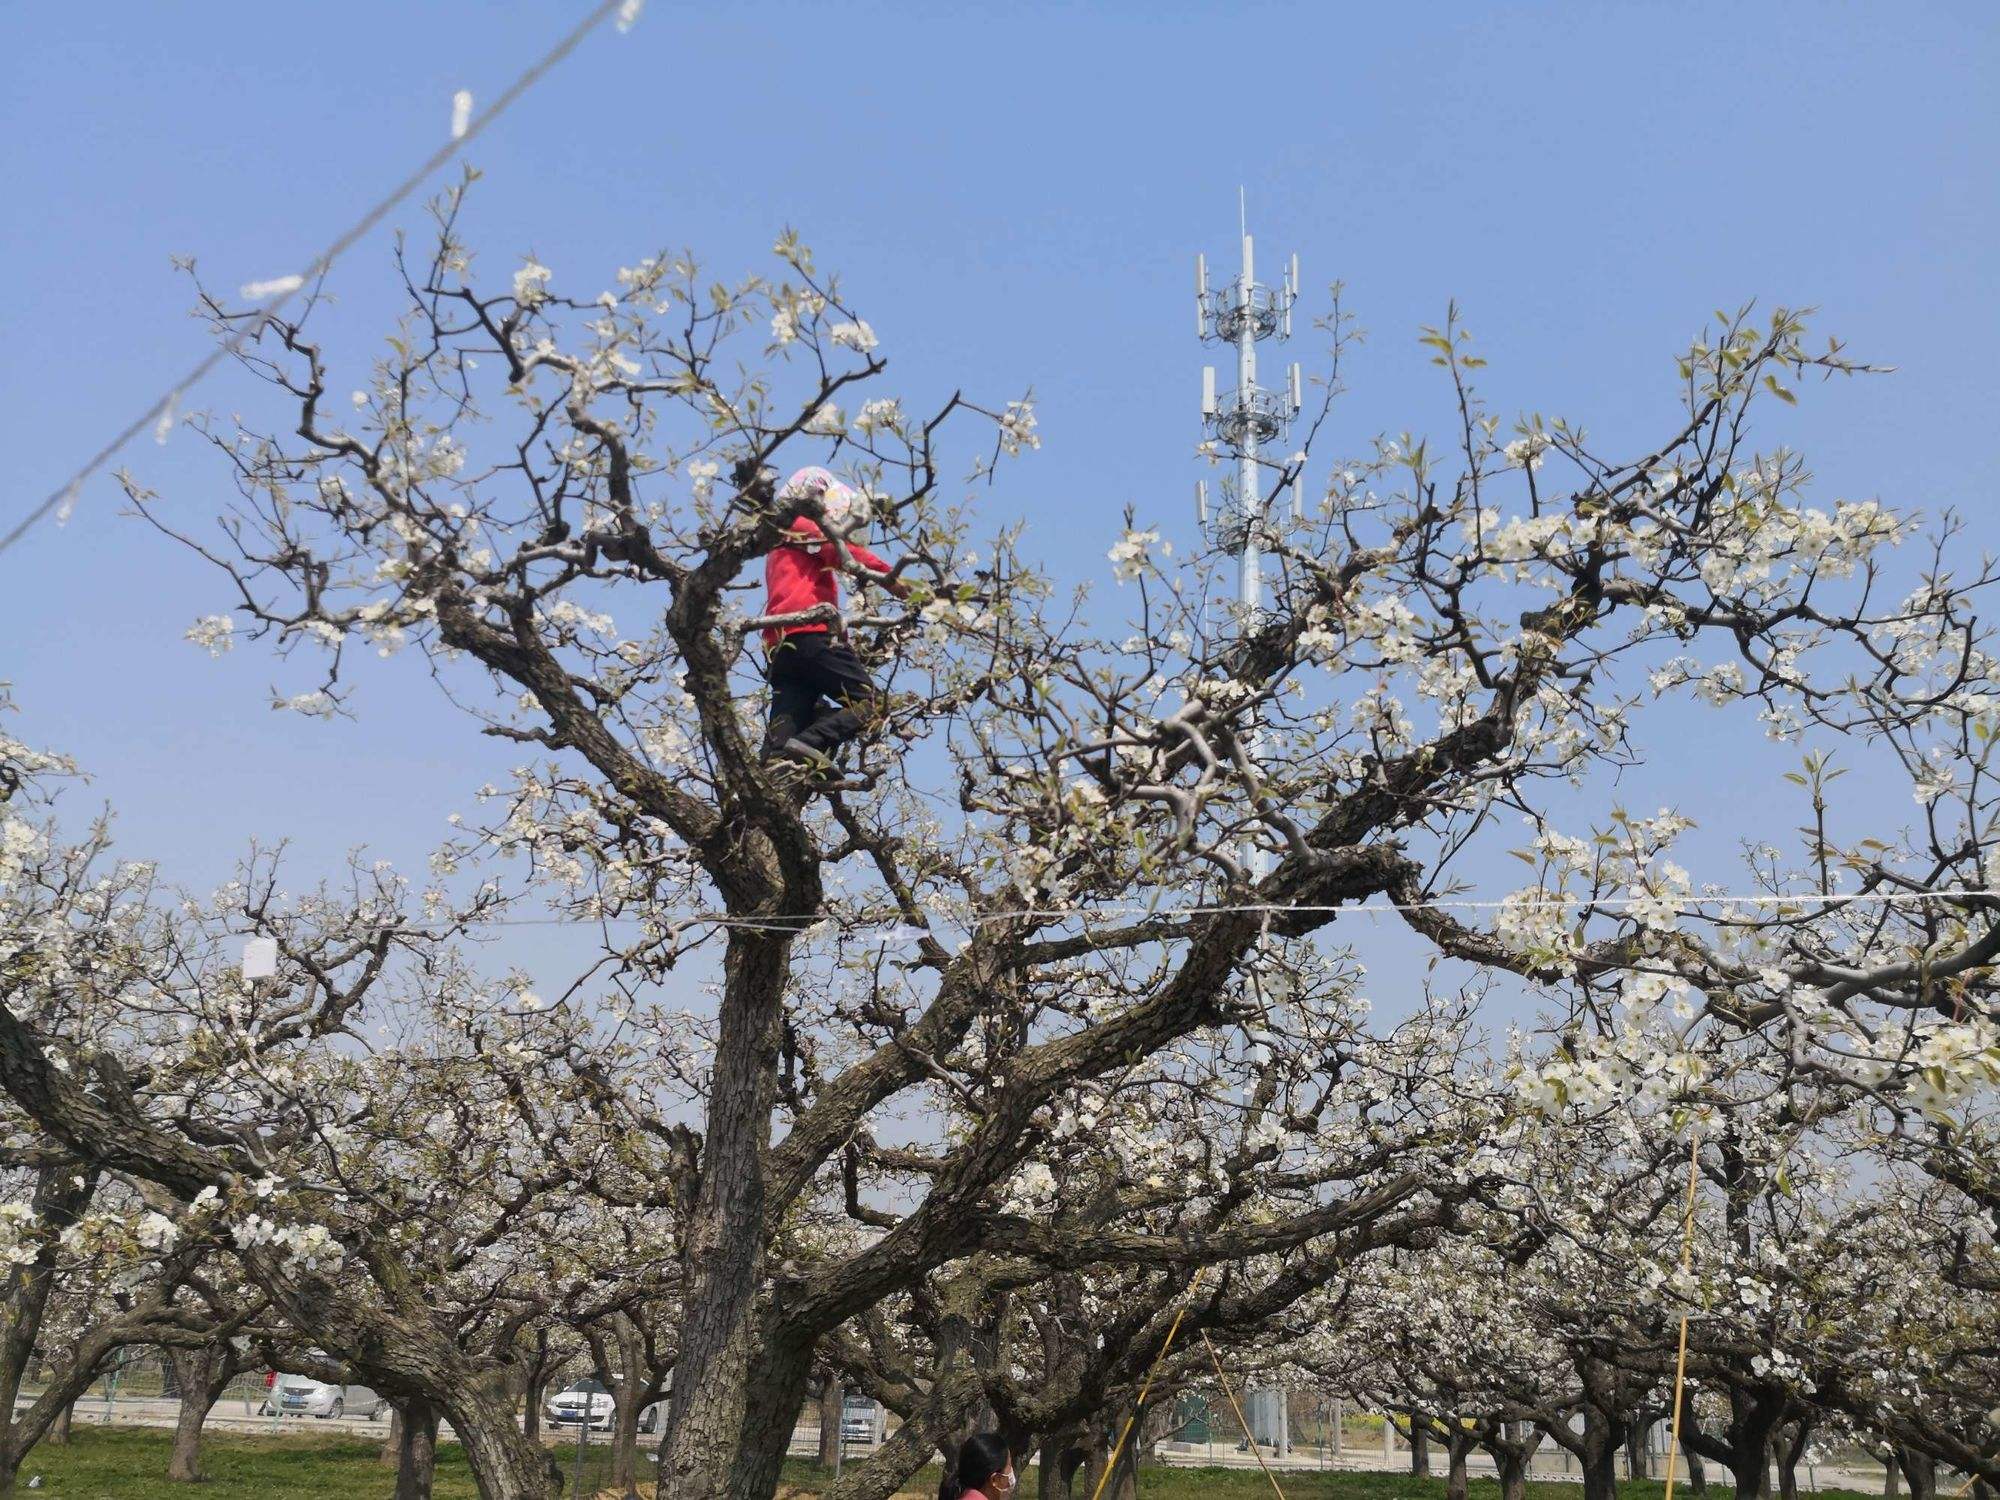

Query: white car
[260,1375,387,1420]
[545,1380,662,1433]
[841,1397,881,1445]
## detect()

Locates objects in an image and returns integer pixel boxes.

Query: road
[33,1397,1906,1494]
[1151,1440,1895,1495]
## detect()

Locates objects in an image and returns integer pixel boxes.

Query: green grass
[8,1424,653,1499]
[775,1459,1881,1500]
[12,1425,464,1498]
[13,1429,1884,1500]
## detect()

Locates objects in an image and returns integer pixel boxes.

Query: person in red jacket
[761,467,909,767]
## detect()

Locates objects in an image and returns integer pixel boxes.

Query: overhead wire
[390,885,1993,938]
[0,0,638,559]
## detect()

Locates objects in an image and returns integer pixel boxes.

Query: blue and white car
[261,1375,387,1420]
[546,1379,663,1434]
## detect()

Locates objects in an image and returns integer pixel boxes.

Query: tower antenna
[1191,199,1310,1461]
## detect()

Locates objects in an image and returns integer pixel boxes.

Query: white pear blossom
[1107,527,1166,584]
[513,260,553,306]
[185,615,235,657]
[277,691,337,719]
[828,319,877,353]
[997,399,1040,455]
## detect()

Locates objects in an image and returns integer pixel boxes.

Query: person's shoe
[766,738,834,773]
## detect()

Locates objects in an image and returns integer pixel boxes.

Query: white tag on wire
[241,937,278,980]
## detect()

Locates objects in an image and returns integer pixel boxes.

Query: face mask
[989,1465,1016,1496]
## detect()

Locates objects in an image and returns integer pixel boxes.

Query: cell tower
[1195,203,1304,642]
[1194,200,1300,1459]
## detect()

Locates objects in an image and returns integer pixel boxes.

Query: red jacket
[763,517,892,649]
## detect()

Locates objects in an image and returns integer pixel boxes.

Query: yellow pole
[1200,1330,1290,1500]
[1662,1134,1703,1500]
[1085,1271,1207,1500]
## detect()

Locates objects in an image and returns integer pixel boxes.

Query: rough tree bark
[1073,1402,1143,1500]
[654,932,793,1500]
[1579,1405,1621,1500]
[1444,1424,1477,1500]
[1680,1384,1792,1500]
[819,1377,844,1470]
[1775,1422,1813,1500]
[1479,1421,1542,1500]
[590,1315,664,1500]
[719,1340,817,1500]
[1897,1447,1937,1500]
[1034,1432,1088,1500]
[165,1341,245,1482]
[0,1163,97,1492]
[394,1398,441,1500]
[522,1384,544,1445]
[1628,1414,1654,1479]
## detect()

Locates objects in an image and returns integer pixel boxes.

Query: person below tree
[938,1433,1015,1500]
[760,466,909,768]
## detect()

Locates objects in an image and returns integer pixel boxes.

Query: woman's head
[938,1432,1013,1500]
[778,465,865,527]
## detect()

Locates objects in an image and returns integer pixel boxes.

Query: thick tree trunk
[1628,1415,1653,1479]
[1478,1421,1545,1500]
[1445,1432,1475,1500]
[585,1311,663,1500]
[49,1403,73,1446]
[1726,1436,1774,1500]
[718,1341,815,1500]
[1080,1429,1139,1500]
[1719,1392,1787,1500]
[166,1343,242,1482]
[394,1399,441,1500]
[1036,1432,1088,1500]
[1580,1405,1621,1500]
[440,1380,564,1500]
[1897,1447,1936,1500]
[382,1406,405,1468]
[1882,1452,1901,1500]
[1408,1412,1432,1475]
[1687,1447,1708,1496]
[656,934,790,1500]
[819,1377,844,1469]
[1076,1410,1141,1500]
[524,1377,545,1445]
[610,1381,658,1499]
[0,1166,98,1484]
[1775,1424,1811,1500]
[1677,1381,1783,1500]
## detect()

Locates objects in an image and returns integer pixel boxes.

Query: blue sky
[3,1,1996,1005]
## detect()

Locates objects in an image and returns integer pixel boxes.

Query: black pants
[764,633,884,756]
